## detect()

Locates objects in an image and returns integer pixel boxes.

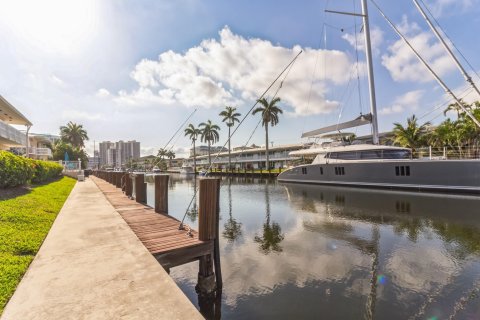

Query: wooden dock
[90,171,222,298]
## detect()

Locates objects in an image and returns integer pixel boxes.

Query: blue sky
[1,0,479,157]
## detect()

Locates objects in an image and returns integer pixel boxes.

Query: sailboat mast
[361,0,379,145]
[412,0,480,98]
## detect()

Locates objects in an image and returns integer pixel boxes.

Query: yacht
[278,0,480,194]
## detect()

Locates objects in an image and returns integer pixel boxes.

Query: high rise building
[98,140,140,168]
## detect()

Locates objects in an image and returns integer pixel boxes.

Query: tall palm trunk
[265,125,269,170]
[228,126,231,170]
[193,139,197,174]
[208,140,212,168]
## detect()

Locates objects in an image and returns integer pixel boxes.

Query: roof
[0,95,32,126]
[189,143,306,159]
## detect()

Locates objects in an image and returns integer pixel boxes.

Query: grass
[0,176,76,314]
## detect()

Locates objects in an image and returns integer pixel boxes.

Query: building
[0,95,32,152]
[184,143,307,169]
[87,151,100,169]
[190,145,228,157]
[98,140,140,168]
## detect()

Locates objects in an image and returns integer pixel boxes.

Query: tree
[50,140,88,168]
[219,106,241,170]
[252,97,283,170]
[59,121,89,148]
[166,150,175,168]
[199,120,220,169]
[184,123,201,173]
[392,115,431,153]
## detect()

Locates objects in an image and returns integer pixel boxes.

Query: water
[146,175,480,319]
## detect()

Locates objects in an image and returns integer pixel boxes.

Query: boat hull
[277,159,480,194]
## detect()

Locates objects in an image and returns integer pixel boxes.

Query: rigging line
[418,0,480,82]
[369,0,480,128]
[151,108,197,167]
[178,51,303,228]
[418,87,474,120]
[302,23,326,135]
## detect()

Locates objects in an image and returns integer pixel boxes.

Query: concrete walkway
[1,178,203,320]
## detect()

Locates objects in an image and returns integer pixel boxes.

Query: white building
[0,95,31,152]
[184,143,308,169]
[99,140,140,168]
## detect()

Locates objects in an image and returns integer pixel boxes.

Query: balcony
[0,121,26,146]
[29,147,52,157]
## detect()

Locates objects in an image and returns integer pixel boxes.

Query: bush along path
[0,176,76,314]
[0,151,64,188]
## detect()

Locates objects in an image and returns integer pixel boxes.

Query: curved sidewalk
[1,178,203,320]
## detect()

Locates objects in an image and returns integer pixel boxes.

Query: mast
[325,0,380,144]
[361,0,379,145]
[412,0,480,98]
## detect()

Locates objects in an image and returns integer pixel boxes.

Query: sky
[1,0,479,158]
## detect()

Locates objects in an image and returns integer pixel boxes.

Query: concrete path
[1,178,203,320]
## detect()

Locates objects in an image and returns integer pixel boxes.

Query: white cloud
[424,0,476,17]
[50,74,66,87]
[379,89,424,115]
[116,26,362,116]
[96,88,110,98]
[342,26,384,55]
[381,16,456,83]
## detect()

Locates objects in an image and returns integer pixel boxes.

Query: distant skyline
[1,0,479,157]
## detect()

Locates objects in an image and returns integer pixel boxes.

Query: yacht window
[302,167,307,175]
[360,150,382,159]
[395,166,400,176]
[406,166,410,176]
[320,167,323,175]
[400,166,405,176]
[335,151,359,160]
[383,150,411,159]
[335,167,345,175]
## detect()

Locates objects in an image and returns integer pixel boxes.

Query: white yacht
[278,0,480,194]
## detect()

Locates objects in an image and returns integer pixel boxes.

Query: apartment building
[98,140,140,168]
[0,95,31,152]
[184,143,307,169]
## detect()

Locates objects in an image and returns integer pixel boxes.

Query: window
[335,167,345,175]
[302,167,307,174]
[395,166,410,176]
[320,167,323,175]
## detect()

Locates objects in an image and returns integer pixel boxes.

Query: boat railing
[413,146,480,160]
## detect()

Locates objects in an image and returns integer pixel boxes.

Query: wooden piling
[125,173,133,197]
[197,178,222,293]
[115,172,122,188]
[134,174,146,204]
[154,175,169,214]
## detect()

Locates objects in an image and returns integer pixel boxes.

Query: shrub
[0,151,63,188]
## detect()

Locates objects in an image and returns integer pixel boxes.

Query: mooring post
[154,175,169,214]
[115,172,122,188]
[125,173,133,197]
[134,173,146,204]
[197,178,222,295]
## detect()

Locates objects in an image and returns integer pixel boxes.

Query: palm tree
[166,150,175,168]
[184,123,201,173]
[392,115,431,153]
[60,121,89,148]
[252,97,283,170]
[199,120,221,169]
[219,106,241,170]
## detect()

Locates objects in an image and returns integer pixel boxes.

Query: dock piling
[197,178,222,294]
[154,175,169,214]
[134,173,146,204]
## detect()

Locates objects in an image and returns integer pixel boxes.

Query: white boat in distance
[278,0,480,194]
[179,165,195,175]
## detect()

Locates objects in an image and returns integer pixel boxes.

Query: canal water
[146,174,480,320]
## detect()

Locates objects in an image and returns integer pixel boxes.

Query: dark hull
[277,159,480,194]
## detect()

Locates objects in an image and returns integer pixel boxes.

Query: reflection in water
[254,181,284,254]
[149,176,480,319]
[222,180,242,243]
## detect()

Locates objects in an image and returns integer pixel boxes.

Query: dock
[91,177,214,269]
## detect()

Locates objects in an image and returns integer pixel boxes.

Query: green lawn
[0,176,76,314]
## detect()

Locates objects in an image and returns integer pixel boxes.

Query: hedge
[0,151,63,188]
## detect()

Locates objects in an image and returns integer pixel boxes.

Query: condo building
[98,140,140,168]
